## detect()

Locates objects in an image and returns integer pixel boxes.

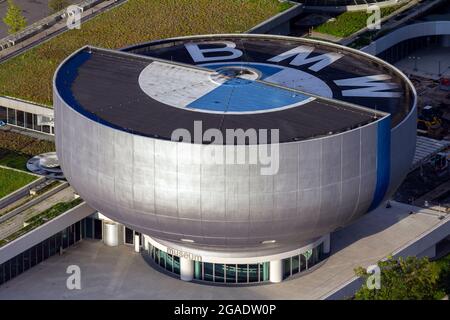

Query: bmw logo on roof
[130,35,412,127]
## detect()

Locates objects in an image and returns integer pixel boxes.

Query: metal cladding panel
[56,92,388,249]
[388,107,417,197]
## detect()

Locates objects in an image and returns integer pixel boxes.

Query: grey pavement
[395,46,450,81]
[0,201,446,300]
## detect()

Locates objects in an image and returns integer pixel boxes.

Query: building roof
[55,35,414,143]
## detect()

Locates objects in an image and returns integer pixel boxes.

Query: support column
[104,223,119,247]
[323,233,331,254]
[180,257,194,281]
[134,234,140,252]
[269,260,283,283]
[144,237,149,251]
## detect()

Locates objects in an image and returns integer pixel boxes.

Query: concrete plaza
[0,201,447,300]
[395,46,450,80]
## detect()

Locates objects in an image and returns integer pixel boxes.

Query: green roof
[0,0,291,107]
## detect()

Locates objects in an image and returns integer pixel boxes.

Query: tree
[48,0,69,13]
[354,255,444,300]
[2,0,27,34]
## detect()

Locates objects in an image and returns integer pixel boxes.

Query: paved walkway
[0,201,447,299]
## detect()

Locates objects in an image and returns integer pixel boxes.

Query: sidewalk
[0,201,447,299]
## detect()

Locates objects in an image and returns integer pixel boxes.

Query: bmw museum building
[53,34,417,284]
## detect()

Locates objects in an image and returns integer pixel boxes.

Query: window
[0,219,93,286]
[36,243,43,263]
[125,227,134,244]
[3,260,11,283]
[85,217,93,238]
[30,246,37,267]
[159,251,166,268]
[0,263,4,285]
[226,264,236,283]
[10,256,18,278]
[214,264,225,283]
[49,235,57,256]
[75,221,81,242]
[248,264,259,283]
[94,219,102,240]
[33,114,41,132]
[25,112,33,129]
[7,108,15,125]
[300,254,306,272]
[283,258,291,279]
[0,106,7,122]
[23,250,30,272]
[166,254,173,272]
[155,248,160,265]
[259,262,269,282]
[150,245,155,259]
[55,233,62,254]
[237,264,248,283]
[292,255,299,275]
[42,125,51,134]
[68,225,75,247]
[173,256,180,275]
[62,229,69,249]
[16,110,24,127]
[204,263,214,282]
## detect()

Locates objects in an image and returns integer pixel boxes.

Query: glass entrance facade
[282,243,324,280]
[144,241,326,285]
[191,262,270,284]
[146,245,180,275]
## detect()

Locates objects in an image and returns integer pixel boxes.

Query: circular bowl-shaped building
[54,34,416,284]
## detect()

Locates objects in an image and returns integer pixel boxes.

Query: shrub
[314,5,405,38]
[2,0,27,34]
[354,255,445,300]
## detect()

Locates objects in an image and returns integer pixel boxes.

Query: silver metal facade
[54,33,418,253]
[54,91,416,252]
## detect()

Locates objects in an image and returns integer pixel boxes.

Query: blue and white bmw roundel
[138,61,336,114]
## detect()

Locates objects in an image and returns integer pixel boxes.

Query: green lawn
[0,149,29,171]
[0,167,37,199]
[314,5,405,38]
[0,0,291,106]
